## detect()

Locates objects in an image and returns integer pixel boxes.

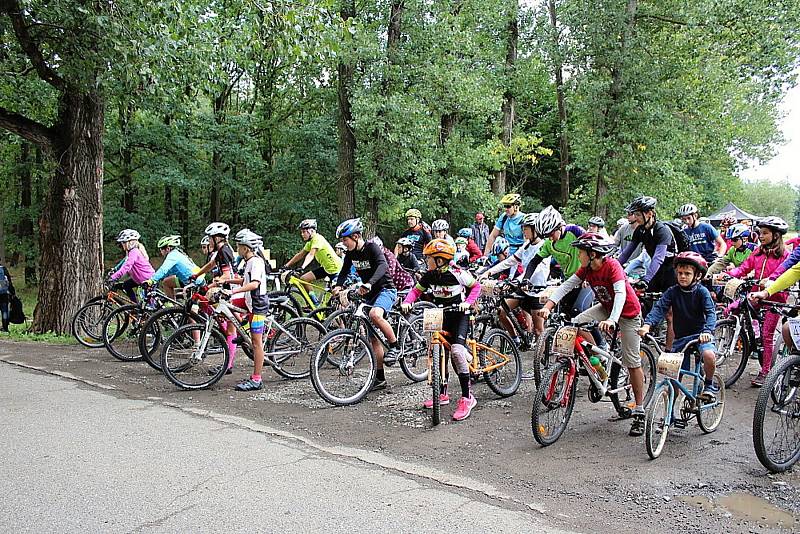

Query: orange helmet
[423,239,455,261]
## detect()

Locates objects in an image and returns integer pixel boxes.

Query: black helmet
[627,196,657,213]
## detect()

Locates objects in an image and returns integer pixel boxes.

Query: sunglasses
[502,204,515,209]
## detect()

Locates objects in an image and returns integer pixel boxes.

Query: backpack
[9,294,25,324]
[663,220,691,253]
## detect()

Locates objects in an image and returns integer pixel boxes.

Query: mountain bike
[275,269,340,322]
[101,286,178,362]
[71,283,137,348]
[644,336,726,459]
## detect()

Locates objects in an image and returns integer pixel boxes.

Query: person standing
[0,261,15,332]
[471,212,490,253]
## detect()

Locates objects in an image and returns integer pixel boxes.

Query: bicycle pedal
[673,419,688,429]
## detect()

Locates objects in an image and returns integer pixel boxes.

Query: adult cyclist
[395,208,432,261]
[284,219,343,283]
[484,193,526,256]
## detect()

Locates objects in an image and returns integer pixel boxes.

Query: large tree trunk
[492,2,518,197]
[33,91,104,333]
[548,0,571,206]
[336,0,357,220]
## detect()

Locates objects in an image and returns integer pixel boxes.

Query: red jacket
[466,239,482,262]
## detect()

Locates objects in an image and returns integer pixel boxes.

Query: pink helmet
[674,251,708,276]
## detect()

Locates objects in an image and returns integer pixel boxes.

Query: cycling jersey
[728,247,788,282]
[683,222,720,262]
[110,247,155,284]
[526,225,585,279]
[724,244,754,267]
[210,243,236,275]
[770,245,800,280]
[400,225,432,260]
[488,239,550,287]
[335,242,394,301]
[411,266,479,306]
[151,249,200,285]
[303,233,343,275]
[494,212,526,251]
[243,255,270,314]
[619,220,675,289]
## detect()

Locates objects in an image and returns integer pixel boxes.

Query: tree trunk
[210,92,226,221]
[548,0,571,206]
[336,0,357,220]
[492,3,518,197]
[33,91,104,334]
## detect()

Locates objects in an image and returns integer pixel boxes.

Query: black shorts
[311,266,336,280]
[442,310,470,346]
[508,293,543,312]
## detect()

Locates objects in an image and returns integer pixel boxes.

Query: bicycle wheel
[399,315,428,382]
[306,305,335,323]
[269,290,304,317]
[531,358,576,446]
[161,323,230,390]
[753,355,800,472]
[609,342,657,415]
[431,344,442,426]
[697,372,725,433]
[72,297,117,348]
[310,329,376,406]
[269,317,326,379]
[103,305,146,362]
[645,383,672,459]
[533,326,556,387]
[480,329,522,397]
[714,318,750,388]
[139,307,200,371]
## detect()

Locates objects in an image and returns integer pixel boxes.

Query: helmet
[522,212,539,228]
[570,232,616,256]
[627,196,657,213]
[492,237,510,255]
[298,219,317,230]
[674,251,708,276]
[397,237,414,247]
[588,216,605,228]
[157,235,181,249]
[204,222,230,238]
[757,216,789,235]
[234,228,251,241]
[116,229,140,243]
[336,218,363,238]
[431,219,449,232]
[726,224,751,240]
[500,193,522,206]
[676,204,698,217]
[455,237,468,246]
[369,236,384,248]
[335,242,347,252]
[457,228,473,238]
[405,208,422,219]
[423,239,456,261]
[236,229,263,250]
[535,205,565,237]
[721,215,737,227]
[200,235,210,246]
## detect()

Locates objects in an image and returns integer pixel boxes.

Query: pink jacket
[728,247,789,302]
[110,247,155,284]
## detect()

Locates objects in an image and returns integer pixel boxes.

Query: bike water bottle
[310,292,320,305]
[752,319,761,338]
[590,356,608,381]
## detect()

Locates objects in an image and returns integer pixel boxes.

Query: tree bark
[33,91,105,334]
[548,0,571,206]
[492,2,518,197]
[336,0,357,220]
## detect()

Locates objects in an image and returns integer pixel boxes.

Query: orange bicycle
[71,283,137,348]
[423,306,522,426]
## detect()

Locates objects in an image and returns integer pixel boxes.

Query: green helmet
[158,235,181,249]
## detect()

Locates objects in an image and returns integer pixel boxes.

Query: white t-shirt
[243,255,269,314]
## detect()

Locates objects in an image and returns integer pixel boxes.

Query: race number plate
[552,326,578,356]
[422,308,444,333]
[711,274,727,286]
[480,279,498,297]
[538,286,557,304]
[656,352,683,380]
[723,278,746,300]
[787,317,800,350]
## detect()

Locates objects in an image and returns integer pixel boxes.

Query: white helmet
[757,216,789,235]
[116,229,140,243]
[200,235,210,246]
[431,219,449,232]
[535,205,565,237]
[204,222,230,238]
[522,212,539,228]
[236,229,263,250]
[298,219,317,230]
[334,242,347,252]
[676,204,698,217]
[234,228,251,241]
[588,216,605,228]
[369,236,384,248]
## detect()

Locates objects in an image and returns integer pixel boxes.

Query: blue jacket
[645,284,715,339]
[151,249,199,285]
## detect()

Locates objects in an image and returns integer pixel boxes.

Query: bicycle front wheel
[714,318,750,388]
[161,324,230,390]
[310,329,376,406]
[103,304,146,362]
[531,359,576,446]
[72,297,116,348]
[399,315,428,382]
[480,329,522,397]
[269,317,326,379]
[431,344,442,427]
[532,326,556,387]
[645,383,672,459]
[139,307,200,371]
[753,355,800,472]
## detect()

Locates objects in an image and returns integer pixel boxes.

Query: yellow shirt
[303,233,343,275]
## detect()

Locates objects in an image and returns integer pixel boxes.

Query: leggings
[762,309,781,375]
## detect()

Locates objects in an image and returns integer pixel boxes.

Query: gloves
[280,270,294,284]
[401,302,412,314]
[188,273,198,282]
[458,301,472,312]
[633,279,648,291]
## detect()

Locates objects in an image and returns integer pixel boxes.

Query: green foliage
[737,179,798,228]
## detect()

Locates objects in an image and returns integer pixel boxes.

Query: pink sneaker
[452,395,477,421]
[422,393,450,409]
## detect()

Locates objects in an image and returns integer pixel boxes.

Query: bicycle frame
[287,274,332,315]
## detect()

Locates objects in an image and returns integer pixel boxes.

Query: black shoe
[629,413,645,437]
[383,347,400,367]
[370,379,387,391]
[232,336,247,345]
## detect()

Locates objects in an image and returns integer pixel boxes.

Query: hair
[760,229,785,258]
[124,239,149,261]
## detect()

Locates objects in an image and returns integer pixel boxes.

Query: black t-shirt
[335,242,394,300]
[416,267,477,306]
[213,244,236,273]
[631,221,675,257]
[400,225,432,260]
[398,252,419,272]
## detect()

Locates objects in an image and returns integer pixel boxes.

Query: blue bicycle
[643,335,726,459]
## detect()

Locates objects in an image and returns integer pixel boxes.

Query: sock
[633,404,644,414]
[458,373,471,399]
[226,334,237,369]
[251,374,261,382]
[388,340,398,349]
[377,369,385,382]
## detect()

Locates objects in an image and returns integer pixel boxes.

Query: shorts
[510,293,543,312]
[311,266,336,280]
[442,310,470,346]
[673,334,716,354]
[250,314,267,335]
[367,288,397,315]
[574,304,643,368]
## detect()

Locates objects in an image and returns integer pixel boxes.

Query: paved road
[0,363,571,533]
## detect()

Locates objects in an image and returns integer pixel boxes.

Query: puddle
[678,492,797,528]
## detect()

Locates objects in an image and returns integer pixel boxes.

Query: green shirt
[303,233,343,275]
[537,225,584,277]
[725,245,752,267]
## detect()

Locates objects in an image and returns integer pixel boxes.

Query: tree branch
[0,105,54,149]
[634,14,688,26]
[1,0,66,91]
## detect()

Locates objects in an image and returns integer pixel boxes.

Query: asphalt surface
[0,339,798,533]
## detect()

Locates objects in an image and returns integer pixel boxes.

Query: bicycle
[644,336,726,459]
[276,269,339,322]
[530,320,657,446]
[71,282,137,348]
[752,306,800,472]
[161,288,324,390]
[422,306,522,426]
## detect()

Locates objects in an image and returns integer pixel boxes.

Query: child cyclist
[638,252,719,400]
[146,235,202,298]
[706,224,754,276]
[401,239,482,421]
[108,229,154,301]
[537,233,647,436]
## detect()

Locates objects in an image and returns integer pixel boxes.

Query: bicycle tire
[697,372,725,433]
[72,297,116,348]
[481,329,522,397]
[645,383,671,459]
[432,344,442,426]
[609,342,657,415]
[138,306,202,371]
[306,305,335,323]
[753,355,800,472]
[269,290,304,317]
[103,304,146,362]
[532,326,556,387]
[269,317,325,379]
[714,318,750,388]
[531,358,576,446]
[399,315,428,382]
[161,323,230,390]
[310,328,376,406]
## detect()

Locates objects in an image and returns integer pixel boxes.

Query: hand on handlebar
[699,332,712,343]
[637,324,651,338]
[400,302,412,314]
[632,279,648,291]
[536,307,551,319]
[599,319,616,335]
[358,283,371,296]
[748,290,768,302]
[458,301,472,312]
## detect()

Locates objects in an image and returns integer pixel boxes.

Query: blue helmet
[492,237,509,255]
[336,218,364,239]
[726,224,750,240]
[457,228,473,238]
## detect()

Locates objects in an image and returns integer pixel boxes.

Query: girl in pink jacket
[725,218,789,386]
[109,229,155,301]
